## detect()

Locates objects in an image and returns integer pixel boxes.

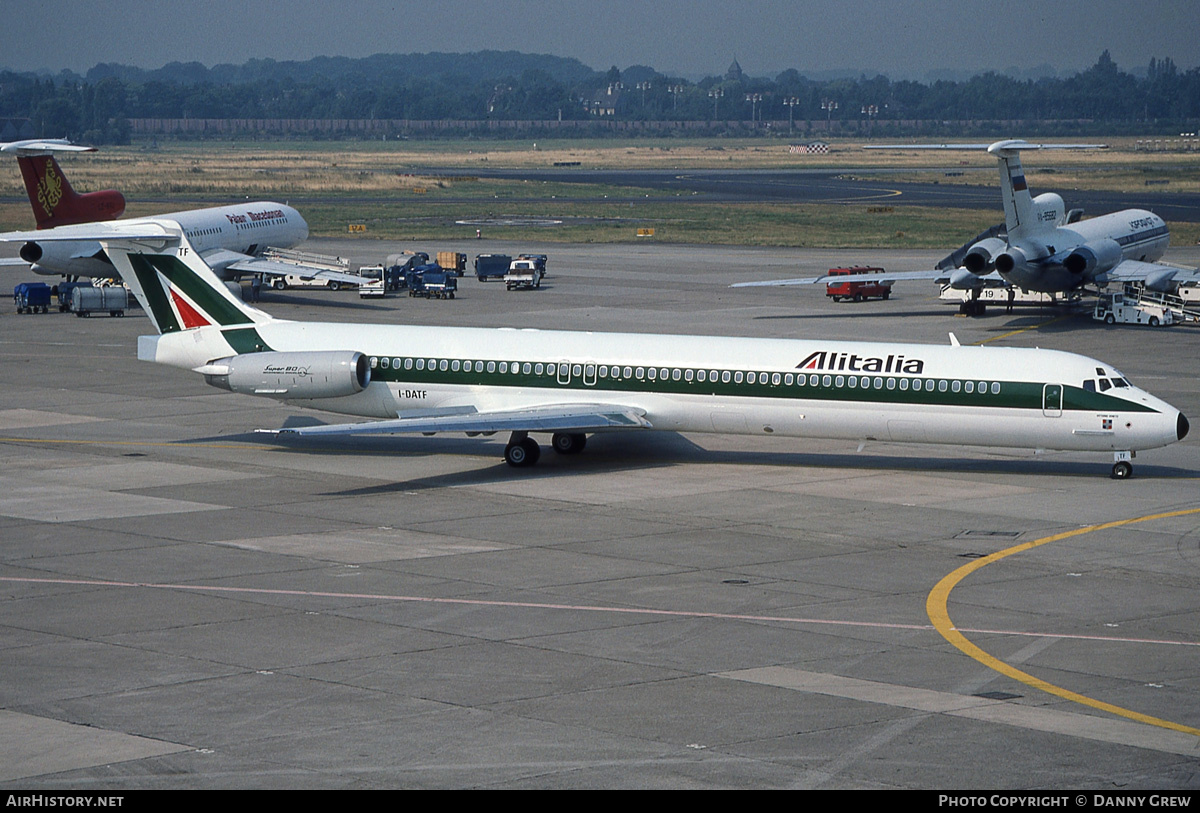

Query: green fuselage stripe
[361,358,1155,413]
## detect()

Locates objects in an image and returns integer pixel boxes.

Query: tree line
[2,50,1196,143]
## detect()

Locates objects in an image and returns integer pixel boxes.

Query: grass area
[0,137,1194,248]
[293,200,1001,247]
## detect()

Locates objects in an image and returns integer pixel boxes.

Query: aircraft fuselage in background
[17,202,309,280]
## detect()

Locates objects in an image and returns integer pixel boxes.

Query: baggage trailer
[407,266,457,299]
[474,253,511,282]
[71,285,129,317]
[14,282,51,314]
[436,251,467,276]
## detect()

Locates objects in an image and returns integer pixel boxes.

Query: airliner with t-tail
[7,219,1183,479]
[733,140,1195,314]
[0,140,360,287]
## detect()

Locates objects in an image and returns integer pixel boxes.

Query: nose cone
[1179,412,1190,441]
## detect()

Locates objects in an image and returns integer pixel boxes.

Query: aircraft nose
[1179,412,1190,441]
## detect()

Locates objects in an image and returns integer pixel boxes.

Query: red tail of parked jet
[17,152,125,229]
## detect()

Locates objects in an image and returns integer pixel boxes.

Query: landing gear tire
[551,432,587,455]
[504,437,541,467]
[1111,461,1133,480]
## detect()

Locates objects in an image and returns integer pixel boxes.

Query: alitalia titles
[798,350,925,375]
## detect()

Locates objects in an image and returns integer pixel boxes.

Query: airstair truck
[1093,290,1174,326]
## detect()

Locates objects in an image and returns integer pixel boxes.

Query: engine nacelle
[203,350,370,399]
[994,245,1029,276]
[962,237,1008,274]
[1062,238,1122,278]
[948,267,986,290]
[1032,192,1066,227]
[19,241,42,263]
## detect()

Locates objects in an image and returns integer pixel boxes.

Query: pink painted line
[3,575,1198,648]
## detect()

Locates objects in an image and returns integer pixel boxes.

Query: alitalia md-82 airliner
[11,219,1186,479]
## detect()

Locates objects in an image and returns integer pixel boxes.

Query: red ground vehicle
[825,266,892,302]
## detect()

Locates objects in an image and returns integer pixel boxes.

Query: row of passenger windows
[368,356,1004,396]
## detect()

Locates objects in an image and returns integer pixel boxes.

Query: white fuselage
[23,202,308,278]
[139,319,1185,456]
[1002,208,1169,293]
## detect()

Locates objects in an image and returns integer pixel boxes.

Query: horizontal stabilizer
[0,139,97,156]
[0,219,180,244]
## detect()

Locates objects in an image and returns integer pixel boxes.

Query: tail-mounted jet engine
[203,351,370,399]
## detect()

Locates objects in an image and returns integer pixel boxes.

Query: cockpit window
[1112,378,1129,388]
[1099,379,1112,392]
[1083,380,1096,392]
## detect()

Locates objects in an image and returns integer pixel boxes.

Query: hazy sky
[5,0,1197,79]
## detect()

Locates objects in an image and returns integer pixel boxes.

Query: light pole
[637,81,652,107]
[821,99,838,130]
[744,92,762,123]
[668,84,685,112]
[784,96,800,132]
[709,87,724,120]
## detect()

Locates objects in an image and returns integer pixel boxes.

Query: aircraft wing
[259,403,652,438]
[200,249,365,285]
[731,269,1007,288]
[1100,260,1200,291]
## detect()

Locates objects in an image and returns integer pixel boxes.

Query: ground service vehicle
[1094,291,1174,327]
[826,267,892,302]
[14,282,51,313]
[407,265,457,299]
[505,259,544,290]
[71,285,129,317]
[56,281,92,311]
[437,252,467,276]
[475,254,512,281]
[517,253,548,277]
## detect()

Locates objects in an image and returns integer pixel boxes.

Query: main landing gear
[503,431,588,467]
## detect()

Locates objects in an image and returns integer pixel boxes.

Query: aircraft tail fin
[17,153,126,229]
[102,230,273,336]
[989,142,1039,242]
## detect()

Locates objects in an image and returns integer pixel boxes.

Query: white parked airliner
[0,142,360,287]
[734,140,1195,314]
[20,220,1182,480]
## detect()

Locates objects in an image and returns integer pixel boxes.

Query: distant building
[725,58,744,82]
[583,83,624,116]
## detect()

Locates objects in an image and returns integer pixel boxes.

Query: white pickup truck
[504,259,544,290]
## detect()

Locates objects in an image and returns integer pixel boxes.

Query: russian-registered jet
[734,141,1195,314]
[19,220,1185,480]
[0,143,361,288]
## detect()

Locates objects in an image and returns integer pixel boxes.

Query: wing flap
[259,403,651,438]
